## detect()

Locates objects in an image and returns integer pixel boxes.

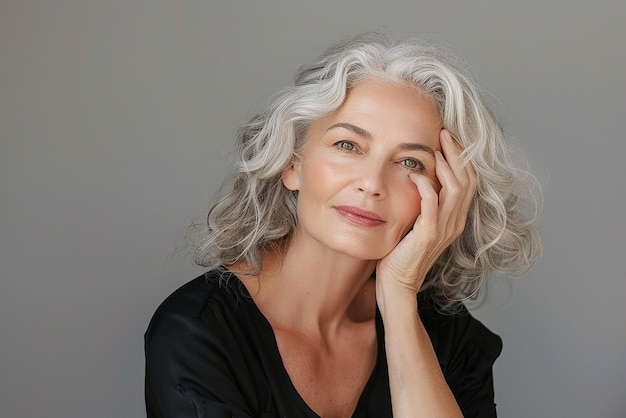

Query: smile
[334,206,386,227]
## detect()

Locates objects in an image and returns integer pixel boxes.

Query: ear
[282,158,302,191]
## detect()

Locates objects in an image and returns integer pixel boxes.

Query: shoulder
[419,297,502,362]
[417,292,502,417]
[150,270,235,317]
[144,271,262,416]
[145,270,245,353]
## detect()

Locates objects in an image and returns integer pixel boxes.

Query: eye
[400,158,424,171]
[335,140,357,152]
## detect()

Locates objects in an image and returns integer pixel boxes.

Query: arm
[376,129,477,417]
[377,287,462,417]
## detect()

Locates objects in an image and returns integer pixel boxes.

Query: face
[282,78,442,260]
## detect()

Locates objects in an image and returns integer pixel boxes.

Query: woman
[145,33,541,417]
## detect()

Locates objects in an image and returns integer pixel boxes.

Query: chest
[274,323,377,418]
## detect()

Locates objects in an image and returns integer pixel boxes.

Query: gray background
[1,1,624,417]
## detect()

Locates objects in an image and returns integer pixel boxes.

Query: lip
[334,205,386,227]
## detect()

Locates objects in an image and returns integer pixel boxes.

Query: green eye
[402,159,420,169]
[336,141,356,151]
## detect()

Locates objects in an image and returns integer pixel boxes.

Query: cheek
[296,160,347,209]
[392,179,423,234]
[304,158,354,191]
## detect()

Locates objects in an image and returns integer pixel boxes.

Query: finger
[434,150,464,223]
[439,130,477,224]
[440,130,471,188]
[435,149,477,242]
[459,159,478,216]
[410,173,438,231]
[447,133,477,219]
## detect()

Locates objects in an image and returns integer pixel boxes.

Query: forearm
[378,283,462,418]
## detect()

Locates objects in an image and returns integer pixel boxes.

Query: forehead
[340,78,439,118]
[311,78,442,150]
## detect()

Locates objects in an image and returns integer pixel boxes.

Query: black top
[145,270,502,417]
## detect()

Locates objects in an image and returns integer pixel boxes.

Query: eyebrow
[327,122,372,139]
[327,122,436,157]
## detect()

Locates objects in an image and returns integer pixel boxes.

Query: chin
[325,236,395,261]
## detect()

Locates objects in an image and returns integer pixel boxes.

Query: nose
[355,158,387,198]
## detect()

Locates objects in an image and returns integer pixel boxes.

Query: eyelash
[400,158,425,172]
[335,140,358,152]
[334,141,426,172]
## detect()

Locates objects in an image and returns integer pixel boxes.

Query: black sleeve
[144,310,255,418]
[446,314,501,418]
[420,304,503,418]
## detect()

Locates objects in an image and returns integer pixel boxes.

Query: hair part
[190,32,542,312]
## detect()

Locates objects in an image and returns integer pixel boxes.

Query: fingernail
[443,132,454,143]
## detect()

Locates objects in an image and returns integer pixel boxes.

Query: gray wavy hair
[191,33,542,311]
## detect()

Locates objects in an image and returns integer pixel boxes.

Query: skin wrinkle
[327,122,437,158]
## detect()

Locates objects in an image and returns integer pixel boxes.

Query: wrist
[376,279,420,321]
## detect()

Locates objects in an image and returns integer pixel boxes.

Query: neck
[235,235,377,337]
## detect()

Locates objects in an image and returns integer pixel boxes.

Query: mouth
[334,206,386,227]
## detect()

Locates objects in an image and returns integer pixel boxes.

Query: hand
[376,129,477,296]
